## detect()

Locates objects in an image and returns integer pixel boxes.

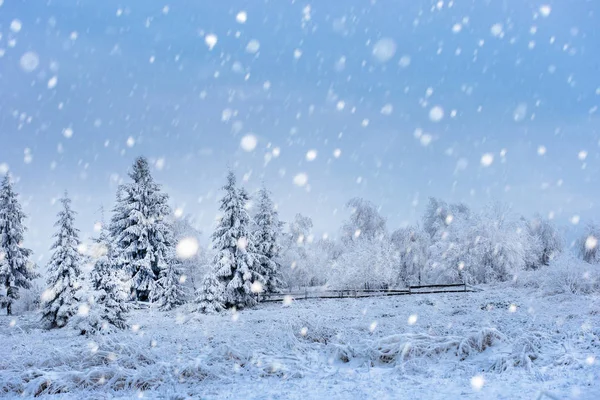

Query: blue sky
[0,0,599,261]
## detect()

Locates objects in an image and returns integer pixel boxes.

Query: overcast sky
[1,0,599,261]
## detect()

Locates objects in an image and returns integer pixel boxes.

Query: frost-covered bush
[539,254,600,295]
[390,226,429,286]
[426,201,533,285]
[279,214,337,288]
[369,328,505,365]
[327,238,397,290]
[172,214,208,296]
[194,272,225,313]
[578,222,600,264]
[525,215,563,269]
[341,197,387,243]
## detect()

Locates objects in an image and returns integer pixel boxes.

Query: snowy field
[2,282,599,399]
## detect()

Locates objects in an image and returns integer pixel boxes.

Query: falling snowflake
[490,23,503,37]
[305,150,317,161]
[63,127,73,139]
[20,52,40,72]
[47,76,58,89]
[372,38,396,62]
[245,39,260,54]
[537,146,547,156]
[10,19,22,33]
[236,11,247,24]
[481,153,494,167]
[380,104,393,115]
[585,236,598,251]
[398,55,411,68]
[240,134,257,151]
[205,34,218,50]
[293,173,308,187]
[539,5,552,17]
[470,375,485,390]
[429,106,444,122]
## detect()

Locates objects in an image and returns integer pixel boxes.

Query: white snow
[245,39,260,54]
[240,134,257,151]
[236,11,247,24]
[293,173,308,187]
[539,5,552,17]
[2,281,599,399]
[10,19,22,33]
[47,76,58,89]
[490,23,504,38]
[372,38,396,63]
[63,127,74,139]
[20,52,40,72]
[205,34,218,50]
[429,106,444,122]
[481,153,494,167]
[176,237,199,259]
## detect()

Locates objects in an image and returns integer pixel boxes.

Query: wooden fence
[257,283,482,303]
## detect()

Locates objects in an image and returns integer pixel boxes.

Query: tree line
[1,156,599,334]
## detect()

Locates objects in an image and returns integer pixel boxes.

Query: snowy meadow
[2,0,600,399]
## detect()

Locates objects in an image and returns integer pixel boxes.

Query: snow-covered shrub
[194,272,225,313]
[172,214,208,296]
[525,215,563,269]
[578,222,600,264]
[391,226,429,286]
[369,328,505,365]
[426,202,532,285]
[279,214,336,288]
[540,254,600,295]
[327,238,397,290]
[488,331,545,375]
[341,197,387,243]
[152,261,186,311]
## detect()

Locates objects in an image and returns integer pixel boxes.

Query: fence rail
[258,283,480,303]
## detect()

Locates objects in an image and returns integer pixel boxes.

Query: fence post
[464,282,467,292]
[305,288,308,300]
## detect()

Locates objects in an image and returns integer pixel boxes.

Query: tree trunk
[7,302,12,316]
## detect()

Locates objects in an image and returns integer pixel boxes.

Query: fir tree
[41,193,84,328]
[0,174,37,315]
[152,260,186,310]
[211,171,263,308]
[253,186,284,294]
[109,157,174,302]
[71,210,129,334]
[194,272,225,313]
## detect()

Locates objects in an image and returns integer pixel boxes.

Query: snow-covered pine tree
[41,193,84,328]
[152,260,186,310]
[253,186,283,294]
[72,209,129,334]
[0,174,37,315]
[109,157,174,302]
[211,171,263,308]
[194,272,225,313]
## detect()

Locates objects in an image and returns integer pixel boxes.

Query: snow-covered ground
[2,282,599,399]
